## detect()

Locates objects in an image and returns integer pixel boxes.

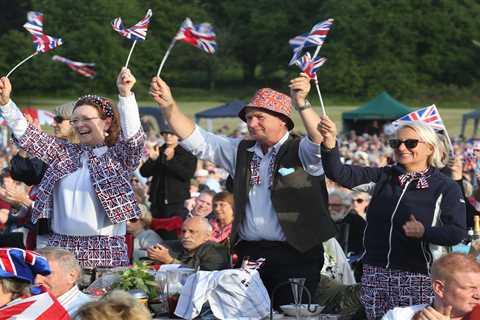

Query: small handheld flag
[294,52,327,79]
[288,18,334,116]
[52,55,96,78]
[156,17,217,77]
[112,9,153,68]
[392,104,445,131]
[6,12,63,78]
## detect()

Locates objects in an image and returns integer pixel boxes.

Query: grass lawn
[14,97,478,138]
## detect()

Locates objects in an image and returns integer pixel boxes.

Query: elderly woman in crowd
[209,191,234,245]
[318,116,466,319]
[0,68,145,270]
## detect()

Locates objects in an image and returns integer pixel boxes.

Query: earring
[105,131,109,137]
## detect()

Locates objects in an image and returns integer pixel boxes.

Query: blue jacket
[322,146,466,275]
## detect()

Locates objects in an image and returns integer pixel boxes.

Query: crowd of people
[0,69,480,319]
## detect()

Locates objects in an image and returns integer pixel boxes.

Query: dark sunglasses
[388,139,424,150]
[53,115,67,124]
[353,198,365,204]
[129,218,139,223]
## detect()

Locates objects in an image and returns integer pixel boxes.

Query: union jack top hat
[0,248,51,283]
[238,88,294,130]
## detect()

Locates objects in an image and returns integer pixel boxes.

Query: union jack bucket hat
[238,88,294,130]
[0,248,51,283]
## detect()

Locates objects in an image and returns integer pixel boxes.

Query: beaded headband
[74,94,114,117]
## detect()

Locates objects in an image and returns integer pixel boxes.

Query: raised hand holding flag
[112,9,152,68]
[6,12,63,78]
[52,55,96,78]
[156,17,217,77]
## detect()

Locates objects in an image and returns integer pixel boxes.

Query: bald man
[147,216,229,271]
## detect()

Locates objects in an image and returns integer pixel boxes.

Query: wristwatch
[294,99,312,111]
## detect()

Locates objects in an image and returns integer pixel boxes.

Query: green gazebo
[342,91,413,134]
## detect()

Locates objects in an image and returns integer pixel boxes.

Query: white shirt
[1,94,141,237]
[180,126,324,241]
[382,304,428,320]
[175,269,270,320]
[57,285,94,317]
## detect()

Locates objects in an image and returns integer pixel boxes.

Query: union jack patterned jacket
[14,124,145,225]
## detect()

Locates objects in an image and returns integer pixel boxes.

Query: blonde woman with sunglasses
[318,116,466,320]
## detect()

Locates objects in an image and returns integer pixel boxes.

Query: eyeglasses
[129,218,139,223]
[388,139,425,150]
[69,117,100,125]
[353,198,365,204]
[53,115,67,124]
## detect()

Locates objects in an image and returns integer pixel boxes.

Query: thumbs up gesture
[403,214,425,239]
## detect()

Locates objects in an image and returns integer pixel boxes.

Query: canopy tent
[342,91,414,134]
[460,110,480,139]
[194,100,246,131]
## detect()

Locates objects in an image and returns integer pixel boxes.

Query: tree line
[0,0,479,100]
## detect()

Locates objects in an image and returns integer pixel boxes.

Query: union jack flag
[52,55,96,78]
[288,18,334,66]
[294,52,327,79]
[392,104,446,131]
[175,17,217,54]
[0,286,69,320]
[0,248,50,283]
[112,9,153,41]
[23,11,63,53]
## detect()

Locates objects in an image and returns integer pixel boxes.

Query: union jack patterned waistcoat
[14,124,145,225]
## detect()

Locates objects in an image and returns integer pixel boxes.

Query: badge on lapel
[278,167,295,176]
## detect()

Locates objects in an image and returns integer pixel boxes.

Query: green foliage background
[1,0,480,103]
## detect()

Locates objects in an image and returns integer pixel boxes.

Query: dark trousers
[234,240,324,310]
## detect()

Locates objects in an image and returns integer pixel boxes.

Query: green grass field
[14,97,478,137]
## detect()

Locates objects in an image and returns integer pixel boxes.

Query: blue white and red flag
[288,18,333,66]
[175,17,217,54]
[23,11,63,53]
[294,52,327,79]
[112,9,152,41]
[392,104,446,131]
[52,55,96,78]
[245,258,266,270]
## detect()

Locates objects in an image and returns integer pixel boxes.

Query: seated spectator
[189,190,215,219]
[350,191,369,220]
[209,191,234,245]
[35,247,93,316]
[329,191,366,257]
[0,248,69,319]
[126,205,163,261]
[383,253,480,319]
[147,216,229,271]
[194,169,212,192]
[73,289,151,320]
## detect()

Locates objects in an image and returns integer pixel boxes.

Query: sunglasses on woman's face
[53,115,66,124]
[353,198,365,204]
[388,139,424,150]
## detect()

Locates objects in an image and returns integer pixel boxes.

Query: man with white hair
[35,247,93,317]
[147,216,230,271]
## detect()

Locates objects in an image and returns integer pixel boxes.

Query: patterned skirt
[360,264,433,320]
[48,233,129,270]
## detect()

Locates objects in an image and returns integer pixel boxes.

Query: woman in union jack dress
[0,68,145,270]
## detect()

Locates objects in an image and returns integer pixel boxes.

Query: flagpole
[124,40,137,68]
[443,128,455,157]
[156,38,177,77]
[314,76,326,116]
[6,52,38,78]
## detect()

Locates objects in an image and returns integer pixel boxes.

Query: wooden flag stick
[124,40,137,68]
[6,52,38,78]
[156,38,177,77]
[314,77,326,116]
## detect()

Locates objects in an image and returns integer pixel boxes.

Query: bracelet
[294,99,312,111]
